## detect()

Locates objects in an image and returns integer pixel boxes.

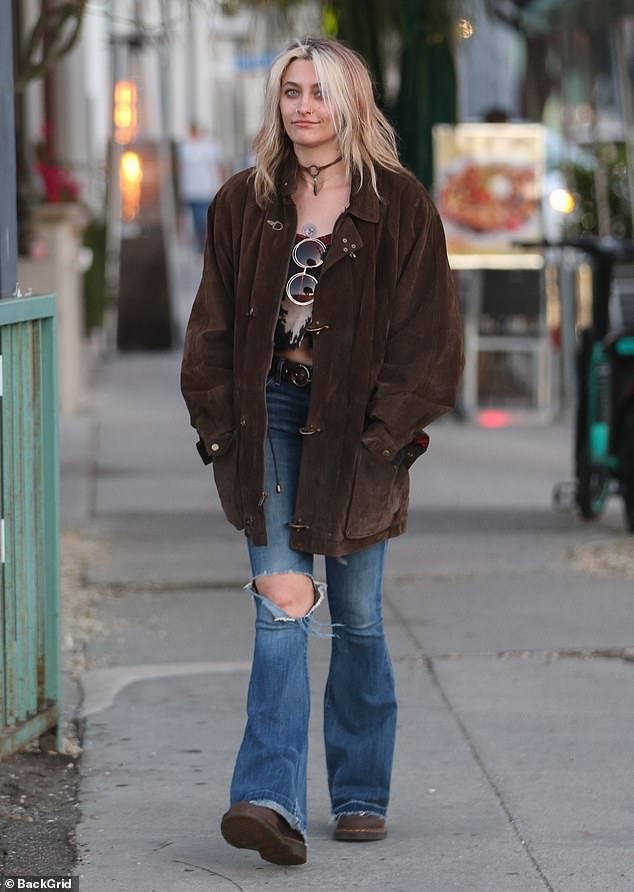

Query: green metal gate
[0,294,61,757]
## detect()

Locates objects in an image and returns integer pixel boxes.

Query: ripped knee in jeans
[244,573,326,623]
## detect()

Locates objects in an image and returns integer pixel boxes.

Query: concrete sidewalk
[61,350,634,892]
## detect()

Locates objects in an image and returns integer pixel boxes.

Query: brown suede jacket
[181,160,464,555]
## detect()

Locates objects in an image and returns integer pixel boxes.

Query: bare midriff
[276,345,313,365]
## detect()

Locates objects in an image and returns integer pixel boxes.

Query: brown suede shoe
[220,801,307,865]
[333,813,387,842]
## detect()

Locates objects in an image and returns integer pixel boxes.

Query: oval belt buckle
[290,363,311,387]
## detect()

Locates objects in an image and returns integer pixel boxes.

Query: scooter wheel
[616,401,634,533]
[577,452,609,519]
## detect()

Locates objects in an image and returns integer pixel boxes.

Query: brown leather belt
[270,356,313,388]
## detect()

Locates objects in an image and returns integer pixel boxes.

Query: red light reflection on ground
[478,410,511,428]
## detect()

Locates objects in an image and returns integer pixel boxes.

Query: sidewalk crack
[397,648,634,663]
[172,859,245,891]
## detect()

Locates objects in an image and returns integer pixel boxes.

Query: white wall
[456,1,523,122]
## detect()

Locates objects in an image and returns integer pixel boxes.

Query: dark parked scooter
[554,236,634,531]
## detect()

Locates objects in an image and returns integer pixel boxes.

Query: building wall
[456,1,523,122]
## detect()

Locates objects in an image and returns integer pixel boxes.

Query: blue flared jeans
[229,370,397,840]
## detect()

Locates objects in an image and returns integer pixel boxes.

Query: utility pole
[0,1,17,298]
[185,0,198,126]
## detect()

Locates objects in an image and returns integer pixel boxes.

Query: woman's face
[279,58,338,154]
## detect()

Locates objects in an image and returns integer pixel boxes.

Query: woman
[181,36,463,867]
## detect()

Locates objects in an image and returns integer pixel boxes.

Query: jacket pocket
[212,442,243,529]
[345,445,408,539]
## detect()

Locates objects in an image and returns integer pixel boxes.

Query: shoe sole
[221,812,307,865]
[334,827,387,842]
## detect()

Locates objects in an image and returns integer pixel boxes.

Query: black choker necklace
[298,155,343,195]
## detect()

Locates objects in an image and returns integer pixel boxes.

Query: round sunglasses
[285,237,327,306]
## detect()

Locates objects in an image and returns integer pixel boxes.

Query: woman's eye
[285,88,298,97]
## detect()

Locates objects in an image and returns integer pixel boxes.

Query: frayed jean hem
[332,801,387,821]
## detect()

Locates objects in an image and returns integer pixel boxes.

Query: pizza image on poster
[433,124,545,254]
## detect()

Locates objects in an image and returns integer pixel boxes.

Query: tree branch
[15,0,89,93]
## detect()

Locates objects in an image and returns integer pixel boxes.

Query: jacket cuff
[195,431,233,465]
[360,422,399,462]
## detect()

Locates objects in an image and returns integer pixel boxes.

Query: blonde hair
[252,36,403,206]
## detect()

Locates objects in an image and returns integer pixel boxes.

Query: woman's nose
[296,95,313,115]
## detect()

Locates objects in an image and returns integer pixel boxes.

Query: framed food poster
[432,123,546,256]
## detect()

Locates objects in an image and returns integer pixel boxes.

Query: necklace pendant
[298,156,342,198]
[302,222,317,237]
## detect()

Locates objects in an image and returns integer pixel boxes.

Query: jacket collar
[279,155,381,223]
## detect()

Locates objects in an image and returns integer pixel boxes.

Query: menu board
[433,124,546,255]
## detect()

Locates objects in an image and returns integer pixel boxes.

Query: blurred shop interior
[6,0,634,420]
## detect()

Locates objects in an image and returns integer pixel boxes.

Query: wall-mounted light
[456,18,474,39]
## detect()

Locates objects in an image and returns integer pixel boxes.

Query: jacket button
[211,443,220,452]
[343,247,349,253]
[240,417,247,427]
[342,237,348,243]
[382,448,391,457]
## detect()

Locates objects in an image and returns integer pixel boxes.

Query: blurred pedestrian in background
[181,36,463,866]
[178,122,224,253]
